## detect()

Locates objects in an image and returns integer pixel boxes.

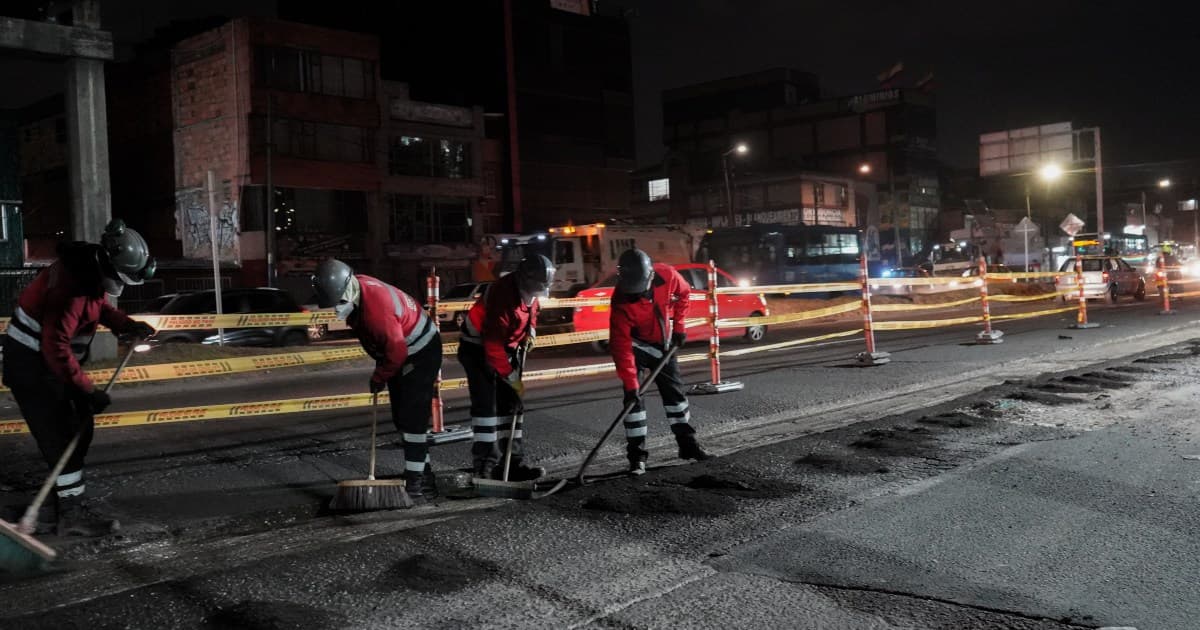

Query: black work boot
[1,501,56,535]
[628,459,647,476]
[676,435,711,462]
[472,458,496,480]
[56,495,119,537]
[404,470,429,506]
[420,463,439,500]
[494,461,545,482]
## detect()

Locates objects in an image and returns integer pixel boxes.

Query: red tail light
[300,306,310,312]
[1102,271,1109,282]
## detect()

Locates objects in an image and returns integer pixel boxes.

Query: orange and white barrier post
[855,249,890,365]
[1069,254,1098,329]
[426,267,473,444]
[1157,266,1175,315]
[689,259,744,394]
[975,256,1004,344]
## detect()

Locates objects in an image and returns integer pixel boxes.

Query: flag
[915,71,935,92]
[876,61,904,88]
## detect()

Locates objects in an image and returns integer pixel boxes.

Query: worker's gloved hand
[369,378,386,395]
[623,388,640,409]
[127,321,156,340]
[670,331,688,349]
[505,372,525,398]
[88,389,112,414]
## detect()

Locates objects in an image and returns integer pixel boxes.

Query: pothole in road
[1005,389,1085,406]
[916,411,992,428]
[794,452,891,475]
[581,487,738,516]
[849,426,937,457]
[1062,374,1131,388]
[379,552,498,594]
[1135,352,1193,363]
[204,600,342,630]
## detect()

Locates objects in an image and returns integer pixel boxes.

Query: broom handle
[367,392,379,481]
[575,345,679,484]
[19,342,139,534]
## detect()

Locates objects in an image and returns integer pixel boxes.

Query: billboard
[979,122,1074,177]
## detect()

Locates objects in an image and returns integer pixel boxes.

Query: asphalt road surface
[2,296,1199,628]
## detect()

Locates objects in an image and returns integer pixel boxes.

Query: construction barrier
[0,256,1109,434]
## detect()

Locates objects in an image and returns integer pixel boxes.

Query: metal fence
[0,268,39,317]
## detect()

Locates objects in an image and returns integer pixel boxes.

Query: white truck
[497,223,705,295]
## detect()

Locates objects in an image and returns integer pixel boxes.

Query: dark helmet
[312,258,354,308]
[616,248,654,294]
[516,254,555,299]
[100,219,155,286]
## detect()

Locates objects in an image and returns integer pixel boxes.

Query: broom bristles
[328,479,413,512]
[0,518,55,575]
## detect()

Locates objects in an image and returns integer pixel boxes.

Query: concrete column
[66,3,117,359]
[65,57,112,241]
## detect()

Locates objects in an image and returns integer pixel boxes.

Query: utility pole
[1094,127,1105,238]
[264,93,275,287]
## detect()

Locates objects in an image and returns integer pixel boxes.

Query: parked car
[436,282,491,330]
[1056,256,1146,303]
[572,263,769,352]
[302,294,352,340]
[149,288,312,347]
[134,293,179,314]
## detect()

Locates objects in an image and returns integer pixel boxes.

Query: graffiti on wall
[175,185,240,263]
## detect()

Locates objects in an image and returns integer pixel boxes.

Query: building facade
[658,70,938,264]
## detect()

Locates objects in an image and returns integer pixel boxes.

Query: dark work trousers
[625,346,693,463]
[385,334,443,475]
[1,335,94,498]
[457,341,524,468]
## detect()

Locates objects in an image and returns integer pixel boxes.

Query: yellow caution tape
[0,351,710,435]
[988,289,1077,303]
[0,346,370,392]
[717,301,859,328]
[717,282,860,296]
[721,328,863,356]
[987,272,1073,281]
[991,306,1079,321]
[872,296,981,312]
[872,315,983,331]
[0,312,339,335]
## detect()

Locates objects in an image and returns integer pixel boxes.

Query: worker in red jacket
[312,259,441,504]
[458,255,555,480]
[1,220,157,536]
[610,248,710,475]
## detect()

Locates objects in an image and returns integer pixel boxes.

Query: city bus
[693,224,862,288]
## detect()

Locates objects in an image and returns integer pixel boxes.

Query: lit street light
[1038,163,1063,182]
[1159,178,1172,189]
[1143,178,1171,242]
[722,143,749,226]
[1023,163,1064,272]
[858,163,872,175]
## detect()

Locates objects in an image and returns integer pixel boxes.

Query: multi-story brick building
[377,81,505,292]
[171,17,382,297]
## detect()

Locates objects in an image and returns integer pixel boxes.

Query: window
[259,118,374,163]
[387,194,472,244]
[258,47,375,100]
[388,136,473,178]
[274,188,368,235]
[647,178,670,201]
[554,240,575,265]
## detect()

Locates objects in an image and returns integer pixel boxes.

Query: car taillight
[1102,271,1109,282]
[299,306,310,312]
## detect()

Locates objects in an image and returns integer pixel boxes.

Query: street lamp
[858,163,872,175]
[1142,178,1171,243]
[722,143,749,226]
[1023,163,1064,272]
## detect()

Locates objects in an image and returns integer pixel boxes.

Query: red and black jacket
[460,273,538,379]
[347,275,438,386]
[609,263,690,391]
[4,243,136,394]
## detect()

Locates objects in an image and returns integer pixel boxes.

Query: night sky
[2,0,1196,173]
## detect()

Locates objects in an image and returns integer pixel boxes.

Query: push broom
[329,392,413,512]
[0,338,144,574]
